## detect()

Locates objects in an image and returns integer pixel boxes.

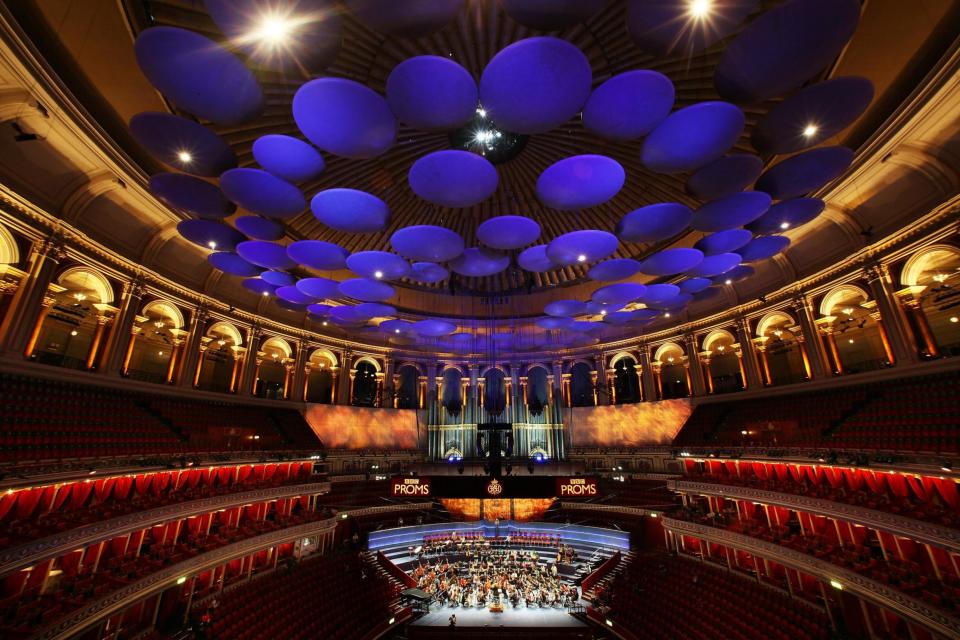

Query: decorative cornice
[673,480,960,553]
[661,517,960,639]
[0,482,331,577]
[30,502,431,640]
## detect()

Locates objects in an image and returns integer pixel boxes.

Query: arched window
[352,361,378,407]
[613,356,641,404]
[483,368,507,417]
[526,367,549,416]
[570,362,595,407]
[396,365,420,409]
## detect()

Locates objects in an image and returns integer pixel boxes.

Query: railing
[661,516,960,639]
[0,481,332,576]
[558,502,659,517]
[672,479,960,553]
[581,550,621,595]
[376,550,416,588]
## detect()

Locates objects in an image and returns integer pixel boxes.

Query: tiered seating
[828,373,960,451]
[207,550,400,640]
[674,370,960,453]
[598,551,829,640]
[0,462,320,550]
[676,509,960,615]
[0,374,180,460]
[0,373,322,462]
[601,479,676,507]
[0,503,326,637]
[686,470,960,530]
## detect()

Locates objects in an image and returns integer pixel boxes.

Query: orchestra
[407,533,580,610]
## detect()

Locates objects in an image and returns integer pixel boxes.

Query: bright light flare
[688,0,713,19]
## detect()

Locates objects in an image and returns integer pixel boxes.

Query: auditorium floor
[411,602,589,628]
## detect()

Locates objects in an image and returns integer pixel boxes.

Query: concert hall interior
[0,0,958,638]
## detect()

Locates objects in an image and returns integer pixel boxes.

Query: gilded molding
[0,482,331,576]
[673,480,960,553]
[661,517,960,639]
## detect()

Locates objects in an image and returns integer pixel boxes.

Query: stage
[412,602,589,628]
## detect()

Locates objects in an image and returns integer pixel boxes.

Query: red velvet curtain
[15,488,43,519]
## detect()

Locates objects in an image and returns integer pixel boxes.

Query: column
[0,234,65,355]
[633,363,644,401]
[560,373,571,407]
[605,369,616,404]
[238,327,262,395]
[594,355,609,404]
[756,344,772,386]
[551,361,563,405]
[652,363,663,399]
[638,348,657,402]
[197,345,211,388]
[683,334,706,396]
[85,314,111,369]
[23,294,56,358]
[903,298,939,358]
[391,373,400,408]
[101,279,146,375]
[589,369,598,406]
[283,361,295,399]
[734,317,763,390]
[683,361,693,396]
[701,357,714,394]
[865,263,919,364]
[337,353,353,404]
[822,326,843,375]
[869,312,896,365]
[177,306,207,387]
[791,294,830,379]
[330,367,340,404]
[302,363,312,401]
[122,326,142,375]
[375,372,385,407]
[418,376,427,409]
[250,357,263,395]
[165,338,183,383]
[795,335,813,380]
[291,341,308,400]
[735,351,748,390]
[383,358,394,407]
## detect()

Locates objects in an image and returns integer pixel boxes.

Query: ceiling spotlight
[802,124,819,138]
[842,307,854,315]
[779,222,790,230]
[253,13,295,46]
[933,273,948,283]
[476,107,486,118]
[600,309,607,316]
[374,270,384,279]
[261,290,269,297]
[664,312,671,318]
[207,241,217,250]
[724,279,732,285]
[70,330,78,336]
[395,329,400,334]
[950,316,958,323]
[322,321,328,326]
[848,338,855,344]
[576,254,587,263]
[176,150,193,164]
[158,351,164,356]
[688,0,713,19]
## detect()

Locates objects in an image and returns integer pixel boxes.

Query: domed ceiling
[23,0,935,350]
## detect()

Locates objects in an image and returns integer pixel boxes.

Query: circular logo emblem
[486,479,503,496]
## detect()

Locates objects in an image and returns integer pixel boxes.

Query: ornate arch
[261,336,293,358]
[480,364,508,377]
[565,359,594,373]
[141,299,184,329]
[755,311,797,338]
[352,354,381,372]
[524,362,551,376]
[608,351,637,367]
[441,363,468,377]
[56,266,114,304]
[900,244,960,286]
[308,348,338,368]
[819,284,870,317]
[701,329,737,352]
[654,342,685,363]
[396,361,425,376]
[206,321,243,347]
[0,222,19,264]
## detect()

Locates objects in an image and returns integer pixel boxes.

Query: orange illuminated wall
[441,498,556,521]
[303,404,421,449]
[570,399,693,447]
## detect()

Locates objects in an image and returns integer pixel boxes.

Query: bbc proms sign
[392,476,431,497]
[390,476,600,499]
